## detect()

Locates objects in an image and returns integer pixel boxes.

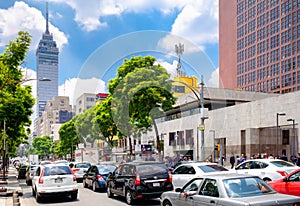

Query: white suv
[32,163,78,202]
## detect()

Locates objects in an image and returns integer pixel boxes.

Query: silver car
[160,173,300,206]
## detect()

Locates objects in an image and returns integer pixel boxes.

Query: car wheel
[163,200,172,206]
[71,193,77,201]
[107,183,114,198]
[35,191,41,203]
[32,187,36,196]
[92,181,98,192]
[83,179,88,188]
[126,190,134,205]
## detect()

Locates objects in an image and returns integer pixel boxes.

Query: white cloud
[155,59,177,79]
[0,1,68,50]
[59,77,106,106]
[207,67,219,88]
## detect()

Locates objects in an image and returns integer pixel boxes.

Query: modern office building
[219,0,300,94]
[75,93,108,114]
[36,3,59,117]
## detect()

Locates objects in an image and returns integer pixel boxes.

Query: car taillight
[73,168,80,172]
[73,175,77,182]
[168,171,172,183]
[38,169,44,184]
[276,170,287,177]
[134,173,141,186]
[96,174,103,180]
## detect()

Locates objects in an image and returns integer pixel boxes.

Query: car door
[86,166,96,186]
[173,165,196,188]
[193,179,219,206]
[176,178,203,206]
[284,170,300,196]
[32,166,41,191]
[114,165,127,196]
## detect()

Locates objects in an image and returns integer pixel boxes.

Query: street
[18,179,161,206]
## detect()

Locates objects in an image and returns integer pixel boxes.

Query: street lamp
[166,76,208,161]
[20,78,51,84]
[276,113,286,158]
[287,118,296,156]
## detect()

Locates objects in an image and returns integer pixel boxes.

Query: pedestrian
[268,154,274,159]
[230,153,235,169]
[296,153,300,167]
[280,153,288,161]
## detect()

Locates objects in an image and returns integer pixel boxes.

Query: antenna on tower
[46,2,49,34]
[175,43,184,76]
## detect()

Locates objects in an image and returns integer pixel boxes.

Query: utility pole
[200,75,205,161]
[2,121,6,181]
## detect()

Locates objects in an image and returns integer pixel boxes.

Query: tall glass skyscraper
[36,3,59,117]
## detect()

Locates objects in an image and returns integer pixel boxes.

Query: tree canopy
[0,31,35,155]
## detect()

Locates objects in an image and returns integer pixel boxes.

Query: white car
[54,160,69,165]
[31,163,78,202]
[235,159,299,181]
[172,162,231,189]
[72,162,91,182]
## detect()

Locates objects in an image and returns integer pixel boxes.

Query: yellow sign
[198,124,205,131]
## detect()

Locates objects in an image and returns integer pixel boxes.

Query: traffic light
[215,144,220,151]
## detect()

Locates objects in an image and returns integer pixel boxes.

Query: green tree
[0,31,35,157]
[109,56,175,156]
[94,96,119,148]
[58,118,80,159]
[32,136,53,160]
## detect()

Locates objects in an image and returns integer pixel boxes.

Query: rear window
[44,166,72,176]
[137,164,168,176]
[270,161,295,167]
[75,163,91,168]
[97,164,117,173]
[198,165,229,173]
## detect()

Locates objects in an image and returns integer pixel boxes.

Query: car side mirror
[283,177,288,182]
[175,188,183,193]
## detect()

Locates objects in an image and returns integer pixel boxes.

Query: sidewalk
[0,166,23,206]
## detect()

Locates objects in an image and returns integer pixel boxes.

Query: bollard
[12,190,19,204]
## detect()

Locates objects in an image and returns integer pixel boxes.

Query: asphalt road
[18,179,161,206]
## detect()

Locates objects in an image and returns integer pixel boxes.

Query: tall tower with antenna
[34,2,59,136]
[175,43,184,76]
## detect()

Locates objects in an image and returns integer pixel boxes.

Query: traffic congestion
[11,156,300,206]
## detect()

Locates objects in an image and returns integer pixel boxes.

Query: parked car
[54,160,69,165]
[39,160,52,165]
[83,163,117,192]
[25,164,39,185]
[72,162,91,182]
[172,162,230,189]
[235,159,299,181]
[160,173,300,206]
[31,163,78,202]
[18,164,28,179]
[106,161,173,205]
[268,168,300,196]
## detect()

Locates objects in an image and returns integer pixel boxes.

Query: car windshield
[137,164,168,175]
[75,163,91,168]
[198,164,229,173]
[270,161,295,167]
[44,165,72,176]
[223,177,275,198]
[97,165,117,173]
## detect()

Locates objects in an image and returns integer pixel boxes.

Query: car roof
[121,161,165,166]
[200,172,259,180]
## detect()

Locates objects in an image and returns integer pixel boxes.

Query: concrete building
[76,93,108,114]
[142,87,299,165]
[39,96,74,137]
[219,0,300,94]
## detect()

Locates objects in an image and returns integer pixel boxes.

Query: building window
[185,129,194,145]
[282,130,289,145]
[169,132,176,146]
[173,85,185,93]
[177,131,184,146]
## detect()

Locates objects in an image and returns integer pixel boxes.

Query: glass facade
[235,0,300,93]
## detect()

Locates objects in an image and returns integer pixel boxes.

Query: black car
[106,161,173,205]
[83,163,117,192]
[18,164,28,179]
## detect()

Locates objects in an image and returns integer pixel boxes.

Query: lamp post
[287,118,296,156]
[209,130,216,162]
[276,113,286,158]
[166,76,208,161]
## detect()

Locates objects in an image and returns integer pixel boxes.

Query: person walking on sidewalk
[230,153,235,169]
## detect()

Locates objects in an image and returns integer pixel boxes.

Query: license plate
[55,178,63,183]
[153,182,160,187]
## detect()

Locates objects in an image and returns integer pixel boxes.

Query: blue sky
[0,0,219,104]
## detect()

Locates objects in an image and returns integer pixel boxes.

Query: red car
[268,168,300,196]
